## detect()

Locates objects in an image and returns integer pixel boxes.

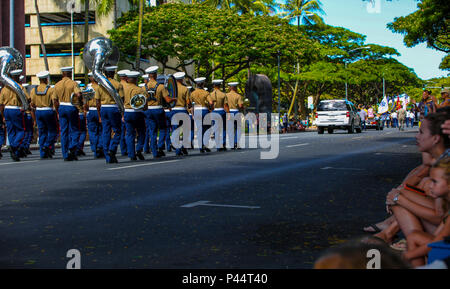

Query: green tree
[387,0,449,70]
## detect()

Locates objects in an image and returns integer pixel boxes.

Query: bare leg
[373,220,400,243]
[364,215,395,232]
[406,230,434,267]
[391,206,424,238]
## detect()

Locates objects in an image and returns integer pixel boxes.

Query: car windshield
[317,101,347,111]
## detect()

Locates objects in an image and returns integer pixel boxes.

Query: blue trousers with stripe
[58,105,80,159]
[36,109,57,158]
[100,106,122,162]
[124,111,145,158]
[87,110,103,157]
[144,108,167,157]
[4,108,25,156]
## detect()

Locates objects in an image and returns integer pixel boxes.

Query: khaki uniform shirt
[54,76,82,109]
[190,88,210,108]
[0,85,26,107]
[30,84,55,108]
[94,78,124,106]
[146,79,169,106]
[208,88,226,109]
[174,83,189,108]
[225,91,243,110]
[123,82,147,109]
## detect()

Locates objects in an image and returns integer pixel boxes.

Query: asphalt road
[0,126,421,268]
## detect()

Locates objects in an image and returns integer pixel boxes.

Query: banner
[378,95,389,114]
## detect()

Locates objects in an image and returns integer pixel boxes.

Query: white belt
[172,107,187,111]
[213,108,225,111]
[36,107,53,111]
[229,109,239,112]
[5,106,20,109]
[164,109,170,113]
[148,106,163,109]
[89,107,98,111]
[60,102,74,106]
[194,106,208,110]
[101,104,118,108]
[125,109,143,112]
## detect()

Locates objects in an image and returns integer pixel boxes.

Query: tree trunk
[135,0,144,71]
[34,0,49,80]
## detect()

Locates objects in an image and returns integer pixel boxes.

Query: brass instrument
[0,47,29,110]
[130,94,147,110]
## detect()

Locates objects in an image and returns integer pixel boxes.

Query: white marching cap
[145,66,159,74]
[126,70,140,78]
[212,79,223,85]
[117,69,130,77]
[194,77,206,83]
[10,69,22,75]
[88,72,93,77]
[22,83,29,87]
[204,88,208,91]
[37,71,50,78]
[60,66,73,72]
[138,83,145,87]
[104,66,118,72]
[173,72,185,79]
[142,75,149,79]
[76,80,82,85]
[19,75,25,81]
[228,82,239,87]
[186,86,192,90]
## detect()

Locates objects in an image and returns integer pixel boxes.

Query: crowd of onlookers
[314,89,450,269]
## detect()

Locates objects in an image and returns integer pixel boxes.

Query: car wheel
[318,127,324,134]
[348,122,355,134]
[328,128,334,134]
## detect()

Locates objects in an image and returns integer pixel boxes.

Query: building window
[25,11,96,27]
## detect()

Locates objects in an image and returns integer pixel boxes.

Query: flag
[378,95,389,114]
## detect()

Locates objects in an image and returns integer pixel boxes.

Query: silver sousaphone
[83,37,124,113]
[0,47,29,110]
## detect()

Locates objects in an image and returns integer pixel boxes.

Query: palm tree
[197,0,275,15]
[34,0,49,80]
[279,0,324,29]
[278,0,324,118]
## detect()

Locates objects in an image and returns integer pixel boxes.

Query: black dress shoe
[136,151,145,160]
[181,148,188,155]
[10,148,20,162]
[204,147,211,153]
[45,147,53,158]
[144,150,151,155]
[26,149,32,155]
[200,149,205,153]
[130,156,137,161]
[0,151,2,159]
[157,149,165,157]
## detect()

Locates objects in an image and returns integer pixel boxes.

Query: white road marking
[106,160,179,170]
[181,200,260,209]
[352,137,364,140]
[286,143,309,148]
[281,136,300,140]
[321,166,365,171]
[0,160,39,166]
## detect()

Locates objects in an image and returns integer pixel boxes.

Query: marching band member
[20,76,34,156]
[171,72,190,157]
[144,66,175,158]
[86,72,104,159]
[0,69,28,161]
[76,80,87,157]
[117,69,129,157]
[208,79,227,151]
[96,66,124,164]
[190,77,211,153]
[53,66,82,161]
[123,70,147,161]
[30,70,57,159]
[225,82,244,149]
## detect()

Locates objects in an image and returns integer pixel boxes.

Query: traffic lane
[1,132,419,268]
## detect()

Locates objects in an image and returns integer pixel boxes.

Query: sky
[281,0,448,80]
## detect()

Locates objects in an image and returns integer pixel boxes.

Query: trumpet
[70,87,95,105]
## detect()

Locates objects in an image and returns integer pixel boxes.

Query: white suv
[315,99,362,134]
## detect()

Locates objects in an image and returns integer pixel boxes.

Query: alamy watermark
[170,112,280,160]
[366,0,381,14]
